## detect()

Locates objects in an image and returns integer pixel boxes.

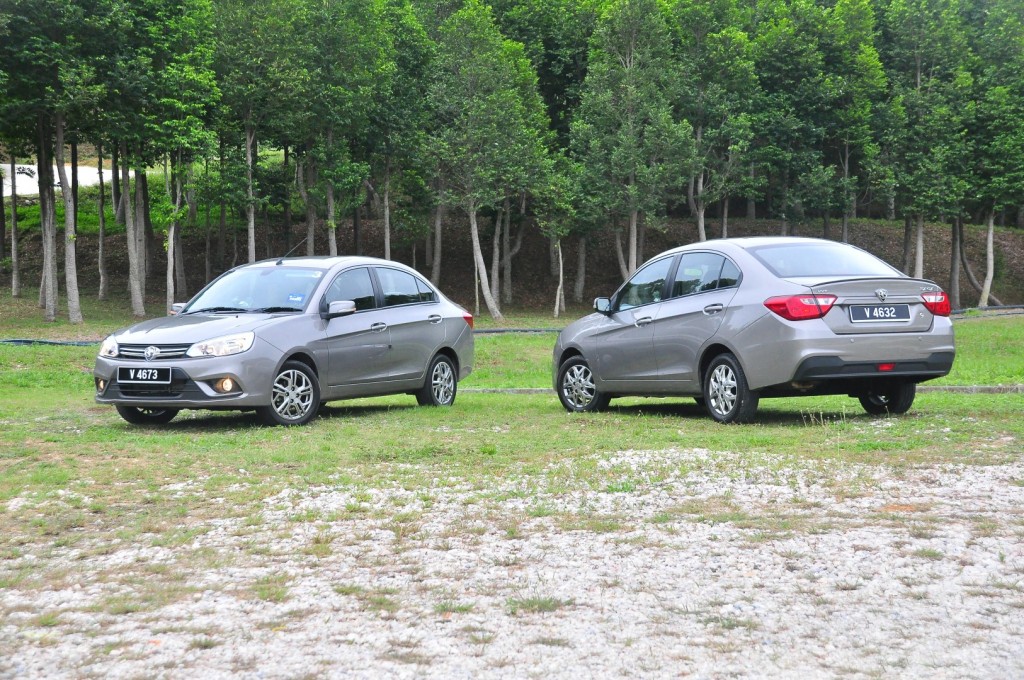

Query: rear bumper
[792,351,955,382]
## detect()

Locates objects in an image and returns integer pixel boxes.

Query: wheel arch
[699,343,738,386]
[282,351,320,379]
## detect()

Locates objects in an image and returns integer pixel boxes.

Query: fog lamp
[213,377,236,394]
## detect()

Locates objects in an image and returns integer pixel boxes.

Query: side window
[415,278,437,303]
[617,257,673,311]
[717,259,741,289]
[325,267,376,311]
[671,253,726,297]
[377,267,423,306]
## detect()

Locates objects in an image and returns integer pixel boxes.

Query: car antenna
[276,237,308,265]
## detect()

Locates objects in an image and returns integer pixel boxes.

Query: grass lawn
[2,295,1022,544]
[1,293,1022,678]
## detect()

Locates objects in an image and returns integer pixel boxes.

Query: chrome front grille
[118,344,191,360]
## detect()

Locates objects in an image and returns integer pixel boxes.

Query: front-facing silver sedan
[553,237,955,423]
[95,257,474,426]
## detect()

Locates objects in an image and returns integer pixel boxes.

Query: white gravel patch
[2,448,1022,679]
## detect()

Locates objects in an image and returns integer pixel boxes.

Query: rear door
[374,266,446,382]
[654,253,740,387]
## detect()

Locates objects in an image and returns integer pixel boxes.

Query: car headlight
[186,332,255,358]
[99,335,119,358]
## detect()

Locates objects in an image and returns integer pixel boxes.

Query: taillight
[764,294,838,321]
[921,291,951,317]
[463,312,474,329]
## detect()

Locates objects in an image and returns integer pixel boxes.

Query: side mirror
[594,297,611,315]
[323,300,357,320]
[169,303,185,316]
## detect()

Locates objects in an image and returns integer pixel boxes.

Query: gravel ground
[2,448,1023,679]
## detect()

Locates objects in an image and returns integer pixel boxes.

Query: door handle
[634,316,653,328]
[370,322,388,333]
[703,304,724,315]
[427,314,443,325]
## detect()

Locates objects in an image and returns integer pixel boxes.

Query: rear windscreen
[748,243,901,278]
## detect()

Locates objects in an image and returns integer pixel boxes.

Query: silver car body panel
[95,256,473,412]
[554,237,954,398]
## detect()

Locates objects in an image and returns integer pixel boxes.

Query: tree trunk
[111,144,123,224]
[573,236,587,303]
[382,162,391,260]
[327,131,338,257]
[97,142,108,300]
[979,209,995,307]
[175,166,190,298]
[353,202,362,255]
[296,156,317,257]
[217,137,226,269]
[720,197,729,238]
[747,163,756,219]
[501,195,512,304]
[614,230,629,281]
[949,217,960,310]
[9,156,19,297]
[135,168,149,294]
[822,212,831,241]
[282,145,292,254]
[54,112,83,323]
[71,141,79,231]
[0,165,6,263]
[694,171,707,242]
[121,142,145,317]
[628,209,638,274]
[553,240,565,318]
[902,214,913,275]
[549,236,558,277]
[166,185,179,313]
[205,187,212,283]
[430,201,444,284]
[913,214,924,279]
[245,122,257,263]
[38,118,58,322]
[489,207,502,302]
[957,219,1001,305]
[468,206,503,320]
[326,180,337,256]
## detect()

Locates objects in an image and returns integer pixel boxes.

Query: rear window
[748,243,901,278]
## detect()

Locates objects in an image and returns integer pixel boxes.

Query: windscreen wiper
[249,306,302,313]
[184,306,248,315]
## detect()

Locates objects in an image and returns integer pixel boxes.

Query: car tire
[557,355,610,412]
[416,354,458,406]
[858,382,915,415]
[115,405,179,425]
[257,360,321,426]
[703,353,759,424]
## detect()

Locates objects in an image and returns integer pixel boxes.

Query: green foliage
[571,0,692,237]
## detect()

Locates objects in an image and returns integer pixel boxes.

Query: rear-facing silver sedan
[553,237,954,423]
[95,257,474,426]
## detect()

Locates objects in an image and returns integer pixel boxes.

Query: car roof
[661,236,850,257]
[244,255,415,271]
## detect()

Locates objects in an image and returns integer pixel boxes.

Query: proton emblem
[144,346,161,361]
[875,289,888,302]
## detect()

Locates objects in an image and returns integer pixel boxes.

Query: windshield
[748,243,902,279]
[185,266,325,313]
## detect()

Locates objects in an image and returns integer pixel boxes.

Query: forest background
[1,0,1023,324]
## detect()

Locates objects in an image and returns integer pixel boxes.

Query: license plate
[117,366,172,384]
[849,304,911,323]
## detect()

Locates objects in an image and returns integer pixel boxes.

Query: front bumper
[93,355,274,410]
